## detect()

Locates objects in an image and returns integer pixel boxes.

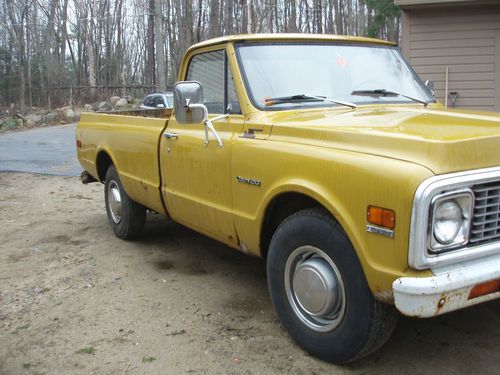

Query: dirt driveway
[1,172,499,375]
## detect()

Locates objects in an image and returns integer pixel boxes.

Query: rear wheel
[267,208,398,364]
[104,165,146,239]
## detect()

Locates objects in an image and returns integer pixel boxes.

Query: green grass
[142,356,156,363]
[76,346,95,354]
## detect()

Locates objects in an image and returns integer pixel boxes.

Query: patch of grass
[13,324,30,334]
[142,356,156,363]
[22,363,31,369]
[76,346,95,354]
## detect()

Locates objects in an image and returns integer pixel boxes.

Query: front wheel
[104,165,146,239]
[267,208,398,364]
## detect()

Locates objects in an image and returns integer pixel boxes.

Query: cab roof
[187,33,396,53]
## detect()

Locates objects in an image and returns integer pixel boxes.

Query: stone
[83,104,93,112]
[14,113,26,123]
[15,119,24,128]
[63,108,75,121]
[98,101,112,111]
[0,118,18,132]
[26,114,42,123]
[115,98,128,108]
[126,95,135,103]
[43,112,57,122]
[110,96,121,106]
[26,119,36,128]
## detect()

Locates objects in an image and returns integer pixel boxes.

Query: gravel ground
[1,172,499,375]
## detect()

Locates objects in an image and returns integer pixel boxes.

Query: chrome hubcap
[107,180,123,224]
[285,246,346,332]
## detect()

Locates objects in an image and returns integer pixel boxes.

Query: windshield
[236,43,434,110]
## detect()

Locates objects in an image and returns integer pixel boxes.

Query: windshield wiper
[350,89,429,106]
[264,94,357,109]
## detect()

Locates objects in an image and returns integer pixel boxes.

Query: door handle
[163,132,179,139]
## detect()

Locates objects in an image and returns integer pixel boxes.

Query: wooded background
[0,0,400,109]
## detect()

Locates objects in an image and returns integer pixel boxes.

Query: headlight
[429,191,473,252]
[434,201,463,244]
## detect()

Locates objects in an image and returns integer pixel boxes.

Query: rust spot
[435,294,447,314]
[373,287,395,304]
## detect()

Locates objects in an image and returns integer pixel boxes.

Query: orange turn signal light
[367,206,395,229]
[468,279,500,300]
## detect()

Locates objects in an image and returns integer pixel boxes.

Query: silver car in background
[140,92,174,109]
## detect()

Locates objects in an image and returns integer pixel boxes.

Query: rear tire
[104,165,146,239]
[267,208,398,364]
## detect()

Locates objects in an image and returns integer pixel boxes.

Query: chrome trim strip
[366,225,394,238]
[409,166,500,269]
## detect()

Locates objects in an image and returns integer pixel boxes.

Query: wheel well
[96,151,113,182]
[260,193,324,258]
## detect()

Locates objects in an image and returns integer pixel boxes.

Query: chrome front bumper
[393,253,500,317]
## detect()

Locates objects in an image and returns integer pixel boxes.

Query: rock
[126,95,135,103]
[15,119,24,128]
[26,114,42,123]
[63,108,75,121]
[43,112,57,122]
[110,96,121,106]
[0,118,18,132]
[26,119,36,128]
[115,98,128,108]
[14,113,26,124]
[83,104,93,112]
[98,101,112,111]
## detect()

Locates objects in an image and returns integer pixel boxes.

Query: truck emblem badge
[236,176,261,186]
[366,225,394,238]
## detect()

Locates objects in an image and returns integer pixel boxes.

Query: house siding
[401,5,500,111]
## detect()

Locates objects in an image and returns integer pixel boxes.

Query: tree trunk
[146,0,156,86]
[26,8,32,108]
[225,0,234,35]
[60,0,69,89]
[155,0,168,91]
[289,0,297,32]
[87,0,97,97]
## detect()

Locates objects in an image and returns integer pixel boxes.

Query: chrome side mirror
[173,81,225,147]
[174,81,206,124]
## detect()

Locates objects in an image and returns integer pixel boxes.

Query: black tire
[104,165,146,239]
[267,208,398,364]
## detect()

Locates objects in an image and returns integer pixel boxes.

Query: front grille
[470,181,500,246]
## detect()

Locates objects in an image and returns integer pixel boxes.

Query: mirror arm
[204,119,223,147]
[209,114,229,122]
[187,104,225,147]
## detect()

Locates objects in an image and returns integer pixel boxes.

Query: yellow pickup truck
[76,34,500,363]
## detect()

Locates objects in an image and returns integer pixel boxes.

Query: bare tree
[0,0,402,108]
[155,0,167,91]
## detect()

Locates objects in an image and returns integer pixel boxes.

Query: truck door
[159,49,244,246]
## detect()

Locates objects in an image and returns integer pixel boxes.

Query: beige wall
[400,5,500,111]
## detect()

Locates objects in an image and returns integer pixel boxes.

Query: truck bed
[76,108,171,214]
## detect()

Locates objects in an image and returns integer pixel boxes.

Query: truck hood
[267,105,500,175]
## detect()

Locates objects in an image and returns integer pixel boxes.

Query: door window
[186,50,241,115]
[143,95,153,107]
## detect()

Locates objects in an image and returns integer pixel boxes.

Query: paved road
[0,124,82,176]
